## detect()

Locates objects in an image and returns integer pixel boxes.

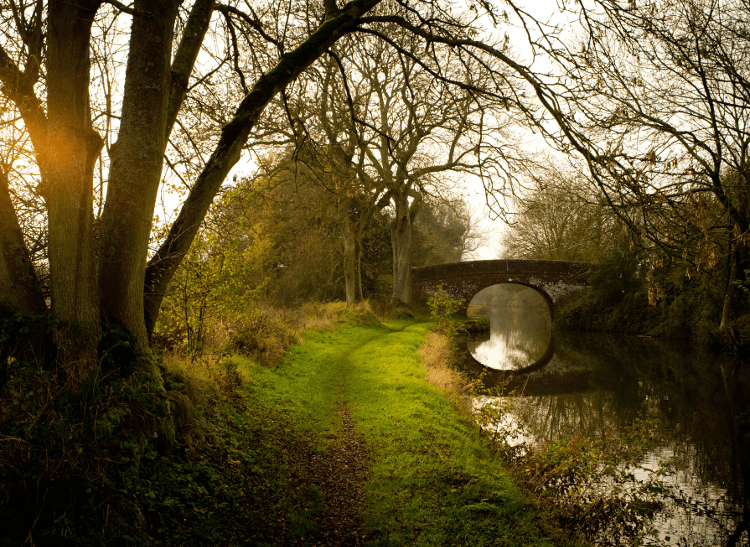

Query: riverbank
[459,300,750,546]
[0,306,564,545]
[551,266,728,350]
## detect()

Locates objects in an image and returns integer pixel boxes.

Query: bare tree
[0,0,543,381]
[412,196,486,265]
[501,165,618,262]
[281,22,531,303]
[490,0,750,329]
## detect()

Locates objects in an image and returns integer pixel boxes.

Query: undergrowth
[0,301,352,546]
[0,314,178,546]
[554,265,726,350]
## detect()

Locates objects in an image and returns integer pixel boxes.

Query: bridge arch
[469,281,556,322]
[411,259,591,317]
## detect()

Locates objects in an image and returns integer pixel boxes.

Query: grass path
[241,319,551,546]
[342,323,550,546]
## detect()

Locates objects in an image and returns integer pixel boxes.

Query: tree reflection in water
[467,284,551,370]
[461,327,750,546]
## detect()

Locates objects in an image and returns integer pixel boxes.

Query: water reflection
[467,284,551,370]
[459,331,750,546]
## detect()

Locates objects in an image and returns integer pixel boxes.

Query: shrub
[0,316,179,545]
[335,300,382,326]
[427,285,462,334]
[228,308,298,366]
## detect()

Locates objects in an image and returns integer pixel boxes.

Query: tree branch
[103,0,151,17]
[0,44,48,154]
[166,0,215,140]
[144,0,383,335]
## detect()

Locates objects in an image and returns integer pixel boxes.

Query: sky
[464,0,577,260]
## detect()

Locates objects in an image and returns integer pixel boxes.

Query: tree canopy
[0,0,536,379]
[503,0,750,327]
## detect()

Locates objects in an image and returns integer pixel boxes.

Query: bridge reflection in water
[465,284,551,371]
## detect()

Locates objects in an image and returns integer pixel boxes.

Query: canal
[461,284,750,546]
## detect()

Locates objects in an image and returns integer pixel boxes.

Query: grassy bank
[340,322,550,546]
[228,314,552,546]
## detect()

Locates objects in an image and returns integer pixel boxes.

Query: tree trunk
[721,243,742,334]
[342,219,363,306]
[0,169,44,314]
[98,0,179,348]
[391,191,414,304]
[43,0,104,378]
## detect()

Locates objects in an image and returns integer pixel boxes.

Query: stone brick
[412,259,591,317]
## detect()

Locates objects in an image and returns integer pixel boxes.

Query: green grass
[235,319,552,546]
[235,323,394,446]
[342,323,551,546]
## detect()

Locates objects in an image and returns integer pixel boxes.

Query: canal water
[462,284,750,546]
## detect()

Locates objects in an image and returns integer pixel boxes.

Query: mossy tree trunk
[0,0,382,376]
[98,0,180,349]
[0,169,44,314]
[43,0,104,377]
[391,189,423,304]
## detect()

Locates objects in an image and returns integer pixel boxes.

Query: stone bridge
[411,259,591,317]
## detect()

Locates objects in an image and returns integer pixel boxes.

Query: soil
[307,391,369,546]
[304,331,406,545]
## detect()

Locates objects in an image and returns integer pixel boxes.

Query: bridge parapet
[412,259,591,316]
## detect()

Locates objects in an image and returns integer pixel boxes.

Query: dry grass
[417,331,474,416]
[335,300,384,325]
[161,300,349,367]
[214,301,347,362]
[159,301,351,429]
[161,351,239,395]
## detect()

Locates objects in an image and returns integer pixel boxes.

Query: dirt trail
[306,327,407,545]
[307,389,369,546]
